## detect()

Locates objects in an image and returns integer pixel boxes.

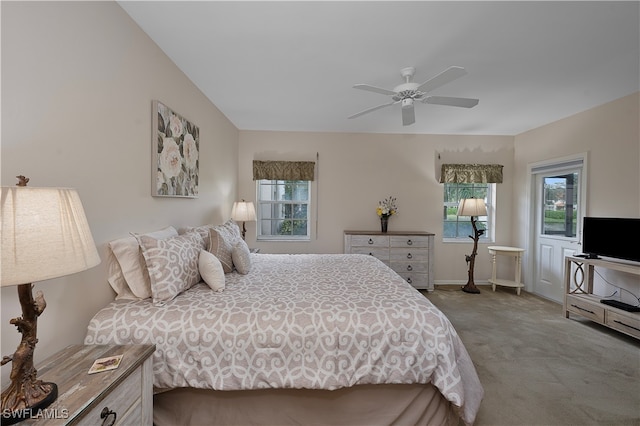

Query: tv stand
[564,255,640,340]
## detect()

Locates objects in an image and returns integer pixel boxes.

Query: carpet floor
[423,286,640,426]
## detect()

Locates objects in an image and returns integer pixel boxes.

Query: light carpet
[423,286,640,426]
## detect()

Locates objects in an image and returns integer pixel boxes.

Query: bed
[84,221,483,425]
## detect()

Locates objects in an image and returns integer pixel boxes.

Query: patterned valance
[253,160,315,181]
[439,164,503,184]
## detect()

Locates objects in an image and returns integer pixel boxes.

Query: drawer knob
[407,253,412,259]
[407,265,413,271]
[407,239,413,245]
[369,252,373,256]
[368,238,374,245]
[407,277,412,284]
[100,407,117,426]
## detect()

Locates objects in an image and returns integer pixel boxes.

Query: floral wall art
[152,100,199,197]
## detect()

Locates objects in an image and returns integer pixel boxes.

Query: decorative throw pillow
[199,250,225,292]
[138,232,204,305]
[222,219,243,245]
[108,226,178,299]
[181,225,211,249]
[232,240,252,274]
[208,228,234,273]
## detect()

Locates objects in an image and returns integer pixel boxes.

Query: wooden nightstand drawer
[76,364,142,426]
[20,345,154,425]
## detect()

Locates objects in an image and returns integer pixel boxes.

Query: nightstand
[18,344,154,425]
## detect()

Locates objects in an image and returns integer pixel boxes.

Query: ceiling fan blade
[401,104,415,126]
[353,84,397,96]
[423,96,479,108]
[417,66,468,93]
[348,101,397,119]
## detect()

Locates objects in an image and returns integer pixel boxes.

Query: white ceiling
[119,1,639,136]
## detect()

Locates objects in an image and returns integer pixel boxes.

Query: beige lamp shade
[1,186,101,287]
[231,201,256,222]
[457,198,487,217]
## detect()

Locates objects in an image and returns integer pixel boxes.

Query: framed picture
[152,100,199,197]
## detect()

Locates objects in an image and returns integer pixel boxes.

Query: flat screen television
[582,217,640,263]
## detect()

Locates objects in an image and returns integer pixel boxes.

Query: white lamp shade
[231,201,256,222]
[1,187,101,287]
[457,198,487,217]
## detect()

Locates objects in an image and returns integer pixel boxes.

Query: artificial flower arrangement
[376,196,398,218]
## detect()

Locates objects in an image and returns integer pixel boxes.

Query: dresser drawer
[566,295,605,323]
[348,235,389,248]
[390,235,431,248]
[396,272,429,289]
[606,311,640,339]
[77,364,142,426]
[390,261,429,274]
[350,246,389,262]
[390,248,428,262]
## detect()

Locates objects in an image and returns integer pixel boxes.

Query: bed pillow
[232,240,252,274]
[181,225,211,249]
[208,228,234,273]
[183,219,242,253]
[106,248,138,300]
[199,250,225,292]
[137,232,204,305]
[108,226,178,299]
[221,219,243,245]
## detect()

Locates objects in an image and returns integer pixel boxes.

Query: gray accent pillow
[232,240,252,274]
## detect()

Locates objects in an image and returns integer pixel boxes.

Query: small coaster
[88,354,123,374]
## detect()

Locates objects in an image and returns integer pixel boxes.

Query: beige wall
[512,92,639,292]
[238,131,515,283]
[1,1,238,384]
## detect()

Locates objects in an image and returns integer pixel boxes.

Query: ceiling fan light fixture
[349,66,478,126]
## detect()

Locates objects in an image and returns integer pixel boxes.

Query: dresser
[344,231,434,291]
[20,344,155,425]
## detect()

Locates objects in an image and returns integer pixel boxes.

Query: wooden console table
[564,255,640,339]
[488,246,525,295]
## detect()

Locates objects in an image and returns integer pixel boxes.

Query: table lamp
[231,200,256,240]
[1,176,101,424]
[457,198,487,294]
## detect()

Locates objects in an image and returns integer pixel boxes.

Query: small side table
[488,246,525,295]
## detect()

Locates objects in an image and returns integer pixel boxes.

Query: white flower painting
[152,101,199,197]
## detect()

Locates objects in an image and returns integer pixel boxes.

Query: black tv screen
[582,217,640,262]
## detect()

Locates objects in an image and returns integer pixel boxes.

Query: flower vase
[380,216,389,233]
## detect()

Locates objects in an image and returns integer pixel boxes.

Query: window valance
[253,160,315,181]
[439,164,503,184]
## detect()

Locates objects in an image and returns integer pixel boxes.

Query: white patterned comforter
[85,254,483,423]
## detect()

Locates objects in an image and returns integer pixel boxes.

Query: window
[541,172,579,237]
[256,180,311,240]
[443,183,493,240]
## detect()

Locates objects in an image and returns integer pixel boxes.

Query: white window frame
[256,179,311,241]
[443,183,495,242]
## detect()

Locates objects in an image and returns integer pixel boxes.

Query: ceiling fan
[348,66,479,126]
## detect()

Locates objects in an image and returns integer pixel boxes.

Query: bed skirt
[153,383,459,426]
